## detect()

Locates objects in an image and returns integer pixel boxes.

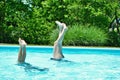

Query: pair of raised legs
[17,21,68,63]
[18,38,27,63]
[52,21,68,60]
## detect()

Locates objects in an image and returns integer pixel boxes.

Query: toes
[55,21,62,27]
[18,38,27,46]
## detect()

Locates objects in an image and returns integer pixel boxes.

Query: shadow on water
[50,58,93,68]
[50,58,80,68]
[16,62,49,75]
[50,58,73,62]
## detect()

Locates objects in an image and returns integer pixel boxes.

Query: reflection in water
[50,58,79,68]
[16,62,49,75]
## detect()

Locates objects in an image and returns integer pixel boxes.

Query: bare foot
[55,21,63,32]
[18,38,27,46]
[62,23,68,31]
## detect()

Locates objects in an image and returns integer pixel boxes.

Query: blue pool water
[0,45,120,80]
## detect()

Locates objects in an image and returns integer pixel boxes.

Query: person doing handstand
[51,21,68,60]
[18,38,27,63]
[17,38,49,71]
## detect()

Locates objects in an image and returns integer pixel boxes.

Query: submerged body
[17,38,49,71]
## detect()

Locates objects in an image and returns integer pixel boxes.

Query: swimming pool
[0,45,120,80]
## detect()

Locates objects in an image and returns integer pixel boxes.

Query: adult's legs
[18,38,27,63]
[53,21,68,59]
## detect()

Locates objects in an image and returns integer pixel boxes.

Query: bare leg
[55,21,63,33]
[53,21,68,60]
[18,38,27,63]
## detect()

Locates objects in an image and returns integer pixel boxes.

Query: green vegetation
[50,24,108,46]
[0,0,120,46]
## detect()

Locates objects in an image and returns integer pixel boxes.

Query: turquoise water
[0,45,120,80]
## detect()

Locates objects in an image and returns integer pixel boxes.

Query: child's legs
[18,46,26,63]
[56,28,66,43]
[53,41,64,59]
[22,46,26,62]
[55,21,63,33]
[18,46,23,62]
